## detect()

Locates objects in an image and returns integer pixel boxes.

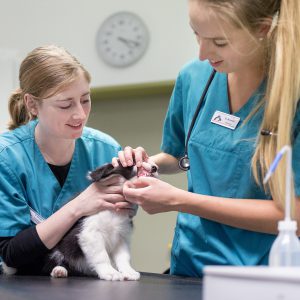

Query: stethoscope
[178,69,217,171]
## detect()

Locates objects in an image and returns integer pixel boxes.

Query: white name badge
[211,110,240,130]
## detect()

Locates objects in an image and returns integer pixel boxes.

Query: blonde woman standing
[114,0,300,277]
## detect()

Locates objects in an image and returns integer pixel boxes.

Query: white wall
[0,0,197,86]
[0,48,19,132]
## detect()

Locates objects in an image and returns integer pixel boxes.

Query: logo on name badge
[211,110,240,130]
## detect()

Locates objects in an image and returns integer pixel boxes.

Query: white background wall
[0,49,19,132]
[0,0,196,272]
[0,0,197,85]
[0,0,197,132]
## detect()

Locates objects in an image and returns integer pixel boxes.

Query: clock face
[96,11,150,68]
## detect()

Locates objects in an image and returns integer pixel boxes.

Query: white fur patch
[2,262,17,275]
[78,211,140,281]
[51,266,68,278]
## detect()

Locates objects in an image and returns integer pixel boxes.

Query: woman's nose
[72,104,86,119]
[198,39,211,61]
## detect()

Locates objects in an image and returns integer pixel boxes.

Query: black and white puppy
[45,163,140,281]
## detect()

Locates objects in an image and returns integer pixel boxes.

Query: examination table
[0,272,203,300]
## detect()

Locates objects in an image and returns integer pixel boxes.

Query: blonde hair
[199,0,300,210]
[253,0,300,211]
[8,45,91,130]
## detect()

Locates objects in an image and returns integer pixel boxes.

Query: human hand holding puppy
[113,146,181,215]
[73,175,127,218]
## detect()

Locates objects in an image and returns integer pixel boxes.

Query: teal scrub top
[161,59,300,277]
[0,120,121,237]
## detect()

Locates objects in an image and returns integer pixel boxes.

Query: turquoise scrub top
[0,120,121,237]
[161,59,300,277]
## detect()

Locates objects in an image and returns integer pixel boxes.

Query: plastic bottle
[269,220,300,266]
[264,145,300,267]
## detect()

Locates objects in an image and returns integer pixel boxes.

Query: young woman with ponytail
[113,0,300,277]
[0,45,134,275]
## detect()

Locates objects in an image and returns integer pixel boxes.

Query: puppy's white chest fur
[76,210,139,281]
[79,211,131,253]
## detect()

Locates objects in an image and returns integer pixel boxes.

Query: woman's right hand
[113,147,181,175]
[112,146,150,168]
[73,175,127,218]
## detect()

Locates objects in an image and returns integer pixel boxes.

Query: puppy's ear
[88,163,135,182]
[88,163,114,182]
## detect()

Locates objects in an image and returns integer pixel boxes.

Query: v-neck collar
[223,74,266,118]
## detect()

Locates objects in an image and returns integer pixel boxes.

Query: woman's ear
[24,94,38,116]
[257,17,273,40]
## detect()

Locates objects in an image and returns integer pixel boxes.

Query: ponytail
[252,0,300,210]
[7,88,33,130]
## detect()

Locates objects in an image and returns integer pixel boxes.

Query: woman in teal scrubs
[113,0,300,277]
[0,45,132,274]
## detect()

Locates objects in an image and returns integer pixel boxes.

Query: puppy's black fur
[89,163,134,181]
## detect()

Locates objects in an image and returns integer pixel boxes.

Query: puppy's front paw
[97,266,124,281]
[2,262,17,275]
[122,270,140,281]
[51,266,68,278]
[118,265,140,280]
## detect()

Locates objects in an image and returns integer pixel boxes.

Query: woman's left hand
[121,177,179,214]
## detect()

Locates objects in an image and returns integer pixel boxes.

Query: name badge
[211,110,240,130]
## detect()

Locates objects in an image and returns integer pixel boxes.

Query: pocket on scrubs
[188,135,264,199]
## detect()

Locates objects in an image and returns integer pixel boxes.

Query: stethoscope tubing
[178,68,217,171]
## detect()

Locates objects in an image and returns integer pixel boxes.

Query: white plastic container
[269,220,300,266]
[203,266,300,300]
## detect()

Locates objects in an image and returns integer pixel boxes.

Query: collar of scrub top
[178,68,217,171]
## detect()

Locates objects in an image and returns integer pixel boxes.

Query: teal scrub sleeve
[0,157,31,237]
[161,74,186,158]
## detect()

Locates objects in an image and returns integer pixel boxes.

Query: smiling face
[35,71,91,141]
[188,0,264,74]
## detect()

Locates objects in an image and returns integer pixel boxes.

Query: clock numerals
[96,12,149,67]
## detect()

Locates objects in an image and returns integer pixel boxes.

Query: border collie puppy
[44,163,143,281]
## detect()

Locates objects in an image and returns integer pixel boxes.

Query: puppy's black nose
[151,165,158,173]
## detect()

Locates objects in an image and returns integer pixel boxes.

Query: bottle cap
[278,220,297,231]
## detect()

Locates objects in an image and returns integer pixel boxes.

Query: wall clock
[96,11,150,68]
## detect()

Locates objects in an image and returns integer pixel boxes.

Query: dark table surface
[0,272,203,300]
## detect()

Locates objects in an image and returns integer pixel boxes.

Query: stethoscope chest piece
[178,155,190,171]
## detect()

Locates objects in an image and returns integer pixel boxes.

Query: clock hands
[117,37,140,49]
